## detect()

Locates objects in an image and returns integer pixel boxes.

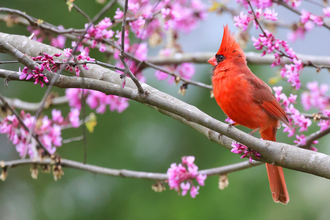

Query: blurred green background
[1,0,330,219]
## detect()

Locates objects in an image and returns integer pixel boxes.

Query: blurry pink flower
[264,8,278,21]
[323,7,330,17]
[190,186,199,198]
[294,134,306,145]
[317,120,329,132]
[114,8,123,19]
[155,70,168,80]
[69,108,80,128]
[180,182,190,196]
[196,173,207,186]
[177,63,195,80]
[128,3,140,13]
[234,11,251,31]
[52,109,64,124]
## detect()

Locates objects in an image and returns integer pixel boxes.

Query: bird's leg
[249,127,260,136]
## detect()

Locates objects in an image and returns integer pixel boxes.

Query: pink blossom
[0,110,69,158]
[155,70,169,80]
[301,10,324,26]
[128,3,140,13]
[176,63,195,80]
[264,8,278,21]
[301,81,329,111]
[161,8,171,18]
[323,7,330,17]
[51,26,66,48]
[66,88,83,110]
[180,182,190,196]
[114,8,124,19]
[99,44,106,52]
[283,121,296,137]
[52,109,63,124]
[69,108,80,128]
[182,156,195,166]
[108,95,129,113]
[280,58,303,89]
[324,110,330,117]
[234,11,251,31]
[301,10,310,23]
[167,156,206,198]
[294,134,306,145]
[190,186,199,198]
[231,142,261,162]
[318,120,329,132]
[225,117,236,125]
[196,173,207,186]
[310,14,323,26]
[255,9,262,19]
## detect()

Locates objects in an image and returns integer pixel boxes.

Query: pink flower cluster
[234,8,277,31]
[274,86,311,133]
[301,81,329,111]
[251,30,303,89]
[231,142,261,162]
[0,109,79,158]
[18,52,63,87]
[84,17,114,52]
[236,0,272,9]
[161,0,207,33]
[63,46,95,76]
[301,10,324,27]
[294,134,318,151]
[167,156,207,198]
[273,86,321,149]
[28,25,66,48]
[66,88,129,113]
[287,21,314,42]
[280,58,303,90]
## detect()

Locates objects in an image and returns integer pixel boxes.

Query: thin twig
[118,0,145,95]
[1,158,262,180]
[91,0,117,23]
[0,8,85,35]
[1,96,68,111]
[298,127,330,149]
[275,0,330,30]
[304,0,326,7]
[62,136,84,144]
[65,0,92,23]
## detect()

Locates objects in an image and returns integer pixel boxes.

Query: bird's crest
[217,24,245,60]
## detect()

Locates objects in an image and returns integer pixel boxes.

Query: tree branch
[1,96,68,111]
[147,52,330,67]
[1,158,261,180]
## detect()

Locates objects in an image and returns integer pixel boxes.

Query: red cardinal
[208,25,289,204]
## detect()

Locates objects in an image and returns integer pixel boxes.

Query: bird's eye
[216,54,225,63]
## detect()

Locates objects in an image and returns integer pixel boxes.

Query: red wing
[260,99,290,127]
[247,75,290,127]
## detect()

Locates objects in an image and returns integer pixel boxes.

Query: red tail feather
[261,127,289,204]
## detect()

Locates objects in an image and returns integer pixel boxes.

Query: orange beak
[207,56,217,66]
